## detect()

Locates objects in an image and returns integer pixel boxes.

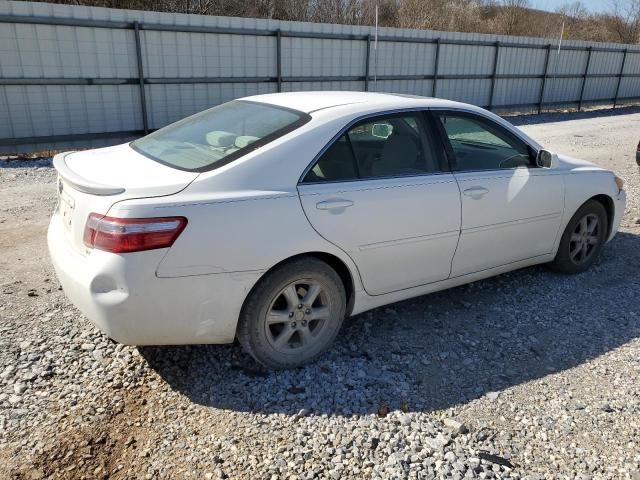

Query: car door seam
[550,173,568,253]
[294,186,368,295]
[449,173,464,279]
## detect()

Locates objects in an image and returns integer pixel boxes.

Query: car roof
[238,90,542,156]
[241,91,474,115]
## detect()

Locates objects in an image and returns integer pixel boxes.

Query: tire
[237,257,346,369]
[549,200,608,274]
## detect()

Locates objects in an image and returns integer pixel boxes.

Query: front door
[433,110,564,277]
[298,112,461,295]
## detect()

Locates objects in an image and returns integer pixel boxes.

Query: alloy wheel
[264,279,331,354]
[569,213,600,265]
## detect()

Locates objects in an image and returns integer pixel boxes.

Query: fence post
[276,29,283,92]
[488,41,500,111]
[538,44,552,114]
[133,21,149,134]
[578,46,592,111]
[432,38,440,97]
[613,48,628,108]
[364,34,371,92]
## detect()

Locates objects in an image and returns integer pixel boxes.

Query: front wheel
[237,257,346,369]
[549,200,607,274]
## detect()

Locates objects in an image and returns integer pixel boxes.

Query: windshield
[131,100,309,172]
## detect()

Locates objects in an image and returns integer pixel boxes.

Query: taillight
[83,213,187,253]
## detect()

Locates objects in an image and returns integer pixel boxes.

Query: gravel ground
[0,108,639,479]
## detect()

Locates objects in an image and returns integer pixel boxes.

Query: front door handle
[463,186,489,199]
[316,199,354,210]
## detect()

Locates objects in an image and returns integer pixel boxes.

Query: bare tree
[554,2,587,39]
[489,0,531,36]
[397,0,484,32]
[30,0,640,43]
[608,0,640,43]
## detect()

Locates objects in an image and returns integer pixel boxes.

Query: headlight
[614,175,624,192]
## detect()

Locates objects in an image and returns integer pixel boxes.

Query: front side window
[131,100,309,172]
[436,113,531,171]
[304,113,442,183]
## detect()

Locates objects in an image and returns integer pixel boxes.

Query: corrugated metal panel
[1,0,640,153]
[619,77,640,99]
[282,81,362,92]
[583,77,618,101]
[146,82,275,129]
[370,79,434,96]
[283,37,366,77]
[494,78,542,106]
[0,84,142,137]
[439,44,495,75]
[437,79,493,105]
[142,31,276,78]
[497,47,546,75]
[371,41,436,76]
[0,23,137,79]
[624,52,640,74]
[589,50,623,75]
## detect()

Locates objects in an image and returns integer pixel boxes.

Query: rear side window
[304,135,358,182]
[131,100,310,172]
[303,112,443,183]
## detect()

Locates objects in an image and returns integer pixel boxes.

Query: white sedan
[48,92,626,368]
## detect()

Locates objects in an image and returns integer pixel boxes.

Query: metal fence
[2,1,640,154]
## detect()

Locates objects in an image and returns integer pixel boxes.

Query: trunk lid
[54,144,198,254]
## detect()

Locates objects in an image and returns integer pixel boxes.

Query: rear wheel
[549,200,607,274]
[237,258,346,369]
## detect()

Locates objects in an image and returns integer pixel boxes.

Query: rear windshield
[131,100,310,172]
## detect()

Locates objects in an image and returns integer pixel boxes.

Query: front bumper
[608,189,627,242]
[47,211,260,345]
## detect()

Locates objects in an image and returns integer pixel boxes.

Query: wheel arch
[588,193,614,238]
[241,252,357,322]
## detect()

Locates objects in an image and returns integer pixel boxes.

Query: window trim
[299,108,450,185]
[344,133,362,178]
[130,100,311,174]
[429,109,537,173]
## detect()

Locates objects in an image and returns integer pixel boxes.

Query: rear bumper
[47,211,260,345]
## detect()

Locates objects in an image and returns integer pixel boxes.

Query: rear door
[298,111,461,296]
[432,110,564,277]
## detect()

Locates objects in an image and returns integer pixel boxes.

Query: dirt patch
[5,386,155,480]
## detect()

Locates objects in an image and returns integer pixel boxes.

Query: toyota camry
[48,92,627,368]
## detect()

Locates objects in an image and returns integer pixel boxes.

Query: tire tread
[237,257,346,369]
[549,199,607,274]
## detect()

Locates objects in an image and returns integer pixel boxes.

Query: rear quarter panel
[109,191,363,287]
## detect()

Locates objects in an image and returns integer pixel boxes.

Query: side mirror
[536,149,553,168]
[371,123,393,139]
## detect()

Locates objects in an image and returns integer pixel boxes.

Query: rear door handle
[463,187,489,199]
[316,199,354,210]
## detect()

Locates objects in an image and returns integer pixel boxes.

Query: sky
[532,0,612,14]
